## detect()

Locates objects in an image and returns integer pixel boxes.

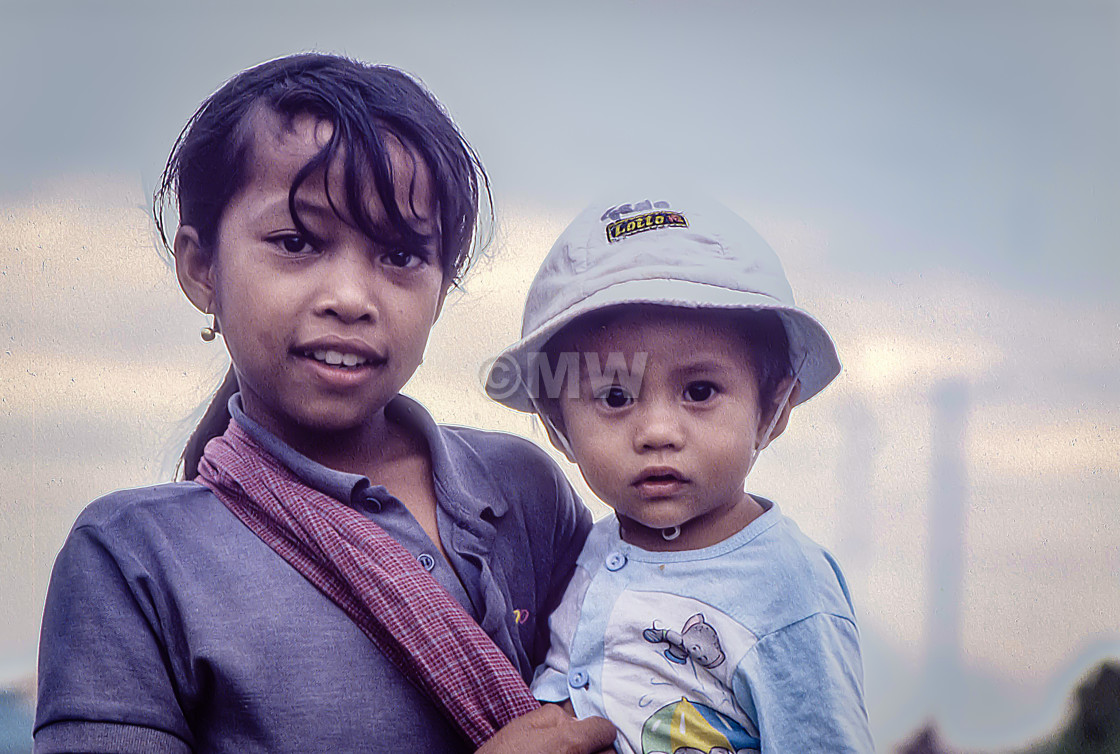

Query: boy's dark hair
[543,306,793,432]
[157,53,490,479]
[734,309,794,415]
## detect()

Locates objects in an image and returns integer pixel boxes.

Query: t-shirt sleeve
[732,613,875,753]
[35,524,193,753]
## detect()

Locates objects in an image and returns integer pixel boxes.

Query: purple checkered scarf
[196,418,539,746]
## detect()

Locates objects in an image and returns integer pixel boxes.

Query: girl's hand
[477,704,616,754]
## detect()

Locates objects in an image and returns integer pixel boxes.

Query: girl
[34,53,614,754]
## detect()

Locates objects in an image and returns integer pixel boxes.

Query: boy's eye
[595,385,633,409]
[684,382,718,402]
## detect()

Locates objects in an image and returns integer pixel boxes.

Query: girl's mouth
[294,347,388,370]
[306,349,370,368]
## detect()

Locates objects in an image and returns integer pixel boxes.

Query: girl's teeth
[310,349,366,367]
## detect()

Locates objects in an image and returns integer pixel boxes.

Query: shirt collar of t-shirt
[227,393,506,520]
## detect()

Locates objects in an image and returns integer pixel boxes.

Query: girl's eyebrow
[265,197,367,228]
[292,196,440,237]
[292,198,341,220]
[251,196,333,222]
[407,217,439,236]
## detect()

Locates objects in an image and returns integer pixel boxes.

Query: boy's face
[557,307,782,549]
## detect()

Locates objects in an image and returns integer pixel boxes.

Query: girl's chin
[269,402,392,439]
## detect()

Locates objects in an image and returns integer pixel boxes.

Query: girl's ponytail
[181,367,238,480]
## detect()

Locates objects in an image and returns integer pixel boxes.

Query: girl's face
[176,110,447,450]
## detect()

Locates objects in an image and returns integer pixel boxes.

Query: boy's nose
[633,402,685,452]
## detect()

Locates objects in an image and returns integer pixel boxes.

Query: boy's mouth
[633,467,688,495]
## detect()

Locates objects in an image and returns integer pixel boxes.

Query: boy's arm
[733,613,875,753]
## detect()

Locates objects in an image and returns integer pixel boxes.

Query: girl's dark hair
[157,53,491,479]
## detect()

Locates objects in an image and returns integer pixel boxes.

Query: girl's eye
[383,249,427,269]
[273,234,315,255]
[595,385,633,409]
[684,382,718,402]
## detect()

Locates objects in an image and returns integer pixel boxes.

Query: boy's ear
[174,226,216,314]
[535,398,576,460]
[757,377,800,451]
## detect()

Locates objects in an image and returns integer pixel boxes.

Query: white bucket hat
[486,191,841,450]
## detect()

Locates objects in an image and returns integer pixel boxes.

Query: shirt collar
[228,394,371,505]
[227,393,506,518]
[385,395,509,519]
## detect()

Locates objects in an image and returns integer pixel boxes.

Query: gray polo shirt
[35,395,592,753]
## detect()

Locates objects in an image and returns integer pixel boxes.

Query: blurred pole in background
[836,396,878,577]
[927,379,970,718]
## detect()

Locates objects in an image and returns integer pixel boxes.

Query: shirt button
[605,552,627,571]
[417,553,436,572]
[568,670,589,688]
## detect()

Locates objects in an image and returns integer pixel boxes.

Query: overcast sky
[2,1,1118,750]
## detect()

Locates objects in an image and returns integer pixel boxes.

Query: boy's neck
[616,493,767,552]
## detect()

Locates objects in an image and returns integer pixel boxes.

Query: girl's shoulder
[432,424,587,532]
[392,396,568,489]
[436,423,568,481]
[76,481,215,528]
[69,481,236,558]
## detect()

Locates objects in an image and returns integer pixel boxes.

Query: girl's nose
[318,249,379,323]
[633,401,685,452]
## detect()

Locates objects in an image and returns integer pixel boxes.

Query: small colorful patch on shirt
[606,210,688,243]
[512,608,530,625]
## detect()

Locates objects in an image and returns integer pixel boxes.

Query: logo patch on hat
[606,210,688,243]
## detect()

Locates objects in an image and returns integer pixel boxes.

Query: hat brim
[485,278,841,413]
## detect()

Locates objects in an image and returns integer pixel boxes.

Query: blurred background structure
[2,1,1117,752]
[897,662,1120,754]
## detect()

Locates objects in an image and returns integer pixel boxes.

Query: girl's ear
[757,377,800,451]
[174,226,216,314]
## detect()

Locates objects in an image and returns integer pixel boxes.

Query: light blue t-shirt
[532,498,874,754]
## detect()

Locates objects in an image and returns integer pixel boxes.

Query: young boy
[486,193,874,753]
